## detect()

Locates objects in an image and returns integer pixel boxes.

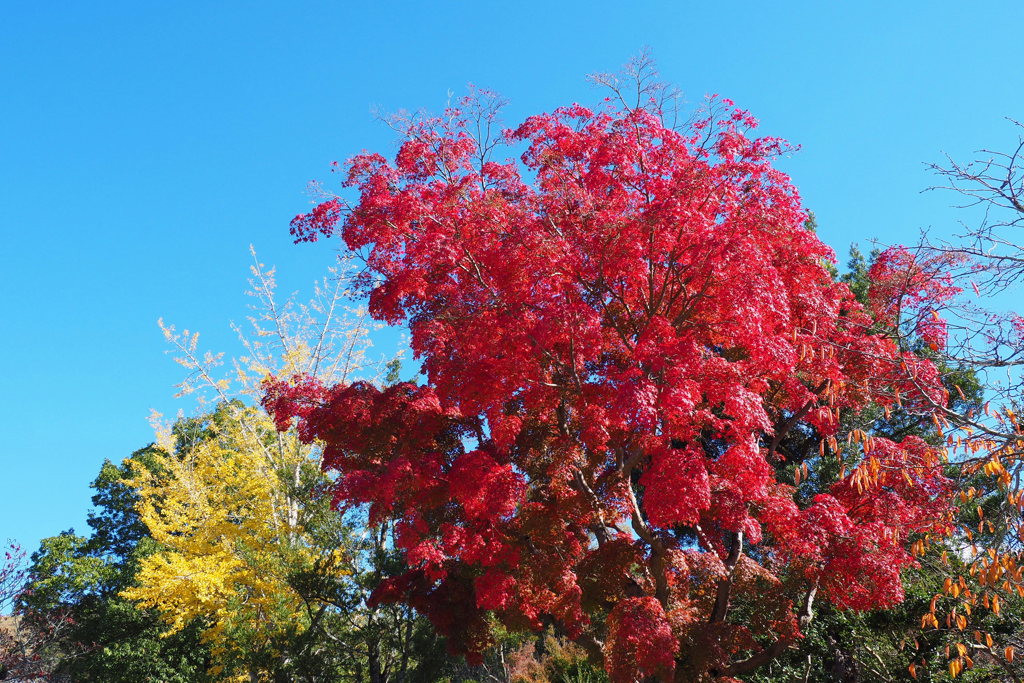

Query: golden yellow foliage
[123,405,348,681]
[123,251,393,680]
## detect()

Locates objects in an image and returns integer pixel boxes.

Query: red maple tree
[267,84,956,681]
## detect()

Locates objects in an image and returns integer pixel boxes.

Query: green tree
[18,450,211,682]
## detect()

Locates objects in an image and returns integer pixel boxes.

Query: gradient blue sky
[2,1,1022,556]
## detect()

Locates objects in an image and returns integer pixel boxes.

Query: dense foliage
[269,90,964,681]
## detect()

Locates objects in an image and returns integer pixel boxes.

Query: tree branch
[709,531,744,623]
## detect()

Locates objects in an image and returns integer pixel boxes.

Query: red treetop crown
[268,91,953,682]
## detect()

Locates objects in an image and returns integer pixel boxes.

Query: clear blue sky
[2,1,1022,557]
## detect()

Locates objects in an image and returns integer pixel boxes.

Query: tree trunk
[369,640,383,683]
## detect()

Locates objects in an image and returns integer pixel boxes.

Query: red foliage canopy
[267,93,954,681]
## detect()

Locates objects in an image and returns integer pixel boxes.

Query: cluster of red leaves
[272,95,955,681]
[605,597,678,681]
[868,246,963,352]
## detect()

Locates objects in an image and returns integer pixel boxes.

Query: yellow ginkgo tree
[124,401,351,681]
[122,249,409,681]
